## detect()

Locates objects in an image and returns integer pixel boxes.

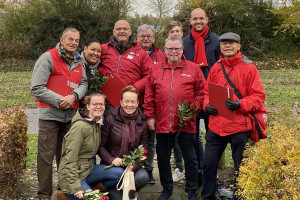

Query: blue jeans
[65,164,123,199]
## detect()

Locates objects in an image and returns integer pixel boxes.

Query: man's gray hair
[165,36,183,46]
[137,24,155,35]
[61,27,80,38]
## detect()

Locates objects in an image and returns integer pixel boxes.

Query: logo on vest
[130,52,139,56]
[181,73,191,77]
[198,62,204,66]
[127,55,134,59]
[68,80,79,89]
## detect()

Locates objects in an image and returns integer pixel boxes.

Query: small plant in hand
[83,189,109,200]
[87,68,108,95]
[105,145,148,169]
[177,99,199,137]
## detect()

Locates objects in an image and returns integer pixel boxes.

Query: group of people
[31,6,265,200]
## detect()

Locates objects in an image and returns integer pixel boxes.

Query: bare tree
[146,0,174,25]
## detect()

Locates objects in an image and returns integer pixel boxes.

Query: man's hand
[205,104,218,115]
[147,119,155,131]
[74,191,84,199]
[182,115,193,122]
[60,94,76,109]
[225,100,240,111]
[112,157,123,167]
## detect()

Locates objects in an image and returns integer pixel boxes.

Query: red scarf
[191,25,210,67]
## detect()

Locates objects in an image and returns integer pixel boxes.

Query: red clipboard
[100,73,127,107]
[208,82,234,120]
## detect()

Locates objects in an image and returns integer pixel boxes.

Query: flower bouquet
[105,145,148,169]
[83,189,109,200]
[177,99,199,137]
[87,68,108,95]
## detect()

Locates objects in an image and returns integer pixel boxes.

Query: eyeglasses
[91,103,105,107]
[138,35,154,39]
[165,47,182,52]
[114,27,130,31]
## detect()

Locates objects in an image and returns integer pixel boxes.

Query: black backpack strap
[221,63,243,99]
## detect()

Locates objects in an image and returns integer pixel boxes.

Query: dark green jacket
[58,109,101,194]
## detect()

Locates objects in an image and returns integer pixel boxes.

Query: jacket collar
[219,51,243,67]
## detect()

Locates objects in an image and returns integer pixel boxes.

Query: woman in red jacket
[98,85,149,200]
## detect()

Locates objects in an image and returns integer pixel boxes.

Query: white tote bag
[117,165,137,200]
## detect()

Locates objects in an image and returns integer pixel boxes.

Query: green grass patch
[26,133,37,169]
[0,71,35,108]
[259,69,300,107]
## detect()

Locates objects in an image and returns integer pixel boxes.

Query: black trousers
[156,132,198,193]
[201,130,250,200]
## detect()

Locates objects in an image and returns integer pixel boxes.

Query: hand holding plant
[177,99,199,137]
[105,145,147,169]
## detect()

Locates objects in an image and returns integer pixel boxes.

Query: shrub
[254,58,300,70]
[0,107,28,197]
[237,106,300,200]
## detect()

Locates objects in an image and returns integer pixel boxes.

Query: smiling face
[220,40,241,58]
[164,40,183,65]
[113,20,131,43]
[120,91,139,115]
[84,42,101,65]
[137,29,155,51]
[86,95,105,119]
[189,8,209,32]
[60,30,80,53]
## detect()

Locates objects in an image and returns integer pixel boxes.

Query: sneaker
[172,168,185,182]
[187,191,199,200]
[158,189,173,200]
[147,170,156,184]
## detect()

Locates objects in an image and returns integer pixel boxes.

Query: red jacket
[38,48,82,109]
[150,45,165,64]
[203,51,265,136]
[100,41,151,103]
[143,57,206,134]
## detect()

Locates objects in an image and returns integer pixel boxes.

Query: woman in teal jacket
[58,93,123,199]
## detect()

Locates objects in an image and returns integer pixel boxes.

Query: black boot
[147,170,156,184]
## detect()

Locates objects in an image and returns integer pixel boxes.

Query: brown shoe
[56,190,70,200]
[92,182,107,192]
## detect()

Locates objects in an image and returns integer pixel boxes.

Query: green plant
[237,106,300,199]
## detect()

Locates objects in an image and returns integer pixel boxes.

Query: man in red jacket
[100,20,152,108]
[201,32,265,199]
[144,36,206,200]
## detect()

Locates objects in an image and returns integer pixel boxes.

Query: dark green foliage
[174,0,300,60]
[0,0,130,59]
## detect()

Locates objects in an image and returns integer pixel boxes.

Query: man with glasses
[201,32,265,199]
[137,24,165,64]
[144,36,206,200]
[136,24,165,185]
[100,20,151,111]
[183,8,221,187]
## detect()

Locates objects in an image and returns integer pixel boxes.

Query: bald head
[113,20,132,42]
[189,8,208,32]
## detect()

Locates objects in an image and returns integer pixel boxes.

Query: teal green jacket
[58,109,101,194]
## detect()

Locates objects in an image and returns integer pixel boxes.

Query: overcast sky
[130,0,178,17]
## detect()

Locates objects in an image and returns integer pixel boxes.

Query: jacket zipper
[117,55,121,74]
[169,69,174,132]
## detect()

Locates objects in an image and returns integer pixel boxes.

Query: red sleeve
[239,64,265,113]
[143,66,155,120]
[133,51,151,93]
[194,65,206,112]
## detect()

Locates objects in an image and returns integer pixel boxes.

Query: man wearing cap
[201,32,265,199]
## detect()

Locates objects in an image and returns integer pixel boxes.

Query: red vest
[38,48,82,109]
